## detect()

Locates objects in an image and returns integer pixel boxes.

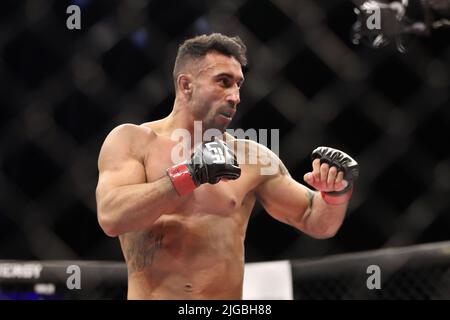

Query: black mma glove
[311,146,359,205]
[167,139,241,196]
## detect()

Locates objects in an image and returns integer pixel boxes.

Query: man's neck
[165,96,191,126]
[161,99,202,148]
[161,97,227,147]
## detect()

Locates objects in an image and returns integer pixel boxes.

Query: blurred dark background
[0,0,449,264]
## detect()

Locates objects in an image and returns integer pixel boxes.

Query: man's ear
[177,74,193,96]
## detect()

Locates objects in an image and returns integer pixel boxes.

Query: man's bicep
[97,158,147,196]
[96,127,147,199]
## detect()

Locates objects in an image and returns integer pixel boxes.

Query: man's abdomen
[122,213,246,299]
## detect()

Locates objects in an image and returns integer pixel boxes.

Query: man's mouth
[219,111,233,119]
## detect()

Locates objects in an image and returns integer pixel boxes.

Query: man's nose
[226,88,240,106]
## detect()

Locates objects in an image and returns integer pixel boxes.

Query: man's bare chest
[143,140,256,216]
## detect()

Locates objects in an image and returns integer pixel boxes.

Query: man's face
[189,52,244,132]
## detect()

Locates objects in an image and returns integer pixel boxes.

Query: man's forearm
[303,190,349,239]
[97,175,182,236]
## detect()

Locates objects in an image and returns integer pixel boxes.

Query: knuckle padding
[311,147,359,183]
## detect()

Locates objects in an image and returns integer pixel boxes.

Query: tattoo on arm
[306,189,315,210]
[286,189,316,227]
[296,189,316,225]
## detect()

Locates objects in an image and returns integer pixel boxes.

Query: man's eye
[219,79,230,87]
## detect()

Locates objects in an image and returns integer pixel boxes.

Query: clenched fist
[304,147,359,205]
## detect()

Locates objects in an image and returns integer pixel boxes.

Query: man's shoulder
[106,123,157,142]
[224,134,272,155]
[100,123,157,156]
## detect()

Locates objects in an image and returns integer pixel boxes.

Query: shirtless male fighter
[96,33,359,299]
